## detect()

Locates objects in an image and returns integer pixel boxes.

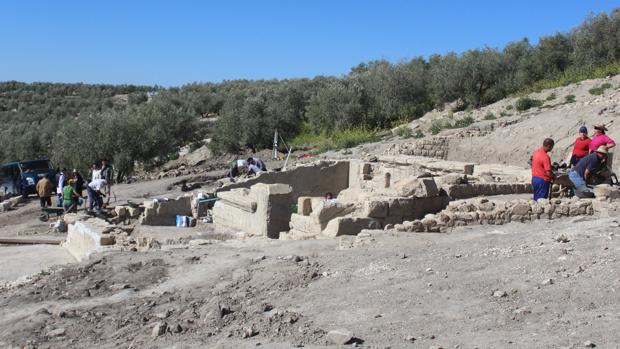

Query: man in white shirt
[56,169,66,207]
[87,179,107,212]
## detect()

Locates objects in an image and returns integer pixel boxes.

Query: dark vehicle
[0,159,56,197]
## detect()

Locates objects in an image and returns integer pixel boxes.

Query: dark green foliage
[2,9,620,162]
[484,112,496,120]
[453,115,475,128]
[413,129,425,138]
[589,82,613,95]
[515,97,543,111]
[395,125,413,138]
[565,94,576,103]
[546,93,556,101]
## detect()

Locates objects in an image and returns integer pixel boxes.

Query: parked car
[0,159,56,197]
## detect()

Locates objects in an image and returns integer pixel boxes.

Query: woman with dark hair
[589,124,615,153]
[570,126,591,167]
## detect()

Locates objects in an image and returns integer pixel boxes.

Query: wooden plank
[0,238,63,245]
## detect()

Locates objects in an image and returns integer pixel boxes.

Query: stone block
[114,206,127,219]
[312,203,351,224]
[127,206,141,218]
[388,198,414,217]
[395,178,439,198]
[363,200,388,218]
[322,217,381,237]
[298,197,313,216]
[510,202,531,216]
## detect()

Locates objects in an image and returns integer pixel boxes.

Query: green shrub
[589,82,613,95]
[413,129,425,138]
[520,61,620,94]
[484,112,496,120]
[499,111,511,117]
[429,120,445,135]
[290,127,378,154]
[515,97,543,111]
[395,125,413,138]
[546,93,556,101]
[564,94,576,103]
[506,105,514,110]
[453,115,475,128]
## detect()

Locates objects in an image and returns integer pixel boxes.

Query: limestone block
[289,214,322,235]
[363,200,388,218]
[395,178,439,198]
[0,201,10,212]
[115,206,128,219]
[322,217,381,237]
[312,203,351,224]
[388,198,414,217]
[127,206,141,218]
[298,197,313,216]
[511,202,531,216]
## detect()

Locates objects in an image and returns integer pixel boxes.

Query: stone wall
[213,183,293,238]
[62,219,117,262]
[383,137,450,159]
[141,196,193,226]
[443,183,532,200]
[392,198,595,233]
[219,161,349,202]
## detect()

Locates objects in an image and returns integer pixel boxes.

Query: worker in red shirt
[570,126,591,167]
[531,138,556,201]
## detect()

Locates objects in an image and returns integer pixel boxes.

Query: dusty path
[1,216,619,348]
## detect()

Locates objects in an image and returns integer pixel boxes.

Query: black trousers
[40,196,52,207]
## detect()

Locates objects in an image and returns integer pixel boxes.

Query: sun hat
[594,124,608,131]
[596,146,608,154]
[579,126,588,133]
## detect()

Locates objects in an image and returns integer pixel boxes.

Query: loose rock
[327,329,354,345]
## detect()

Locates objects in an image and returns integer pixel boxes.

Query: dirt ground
[1,215,619,349]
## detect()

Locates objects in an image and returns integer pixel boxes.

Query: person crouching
[87,178,107,212]
[569,146,608,198]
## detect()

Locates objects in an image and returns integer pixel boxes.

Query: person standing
[531,138,555,201]
[570,126,591,167]
[73,169,84,208]
[56,168,66,207]
[100,159,114,207]
[90,163,102,181]
[62,179,79,213]
[589,124,615,152]
[35,175,54,208]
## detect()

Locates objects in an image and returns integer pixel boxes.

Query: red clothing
[531,147,552,182]
[572,137,591,157]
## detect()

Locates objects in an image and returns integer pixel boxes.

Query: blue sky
[0,1,617,86]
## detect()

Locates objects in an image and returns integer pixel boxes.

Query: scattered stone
[172,324,183,333]
[243,326,258,338]
[542,278,554,286]
[152,322,167,337]
[327,329,354,345]
[555,234,570,243]
[405,335,416,342]
[493,290,508,298]
[109,283,131,291]
[584,340,596,348]
[46,328,66,337]
[154,309,172,319]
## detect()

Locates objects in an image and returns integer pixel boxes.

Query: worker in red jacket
[570,126,591,167]
[531,138,556,201]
